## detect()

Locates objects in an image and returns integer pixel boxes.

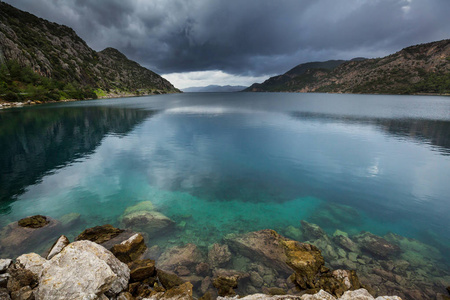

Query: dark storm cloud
[4,0,450,76]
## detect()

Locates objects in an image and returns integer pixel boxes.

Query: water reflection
[0,106,155,208]
[290,112,450,155]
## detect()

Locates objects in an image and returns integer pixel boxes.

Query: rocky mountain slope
[245,40,450,95]
[0,2,179,101]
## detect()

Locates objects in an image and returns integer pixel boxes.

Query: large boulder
[225,229,323,276]
[121,211,175,237]
[225,229,362,297]
[37,240,130,299]
[158,244,204,272]
[354,232,401,259]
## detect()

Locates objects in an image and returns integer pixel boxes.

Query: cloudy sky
[4,0,449,88]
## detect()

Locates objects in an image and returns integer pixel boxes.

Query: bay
[0,92,449,297]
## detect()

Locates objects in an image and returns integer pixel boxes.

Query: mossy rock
[75,224,124,244]
[18,215,49,228]
[122,201,154,216]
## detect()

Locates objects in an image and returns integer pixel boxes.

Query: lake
[1,92,449,298]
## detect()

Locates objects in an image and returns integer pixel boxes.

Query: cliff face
[0,2,179,98]
[246,40,450,95]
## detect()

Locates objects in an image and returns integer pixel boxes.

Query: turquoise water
[1,92,450,260]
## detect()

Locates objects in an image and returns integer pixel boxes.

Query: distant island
[182,85,247,93]
[244,39,450,95]
[0,2,180,103]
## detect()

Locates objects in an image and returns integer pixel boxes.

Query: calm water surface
[1,92,449,268]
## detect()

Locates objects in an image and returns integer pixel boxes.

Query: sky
[4,0,450,89]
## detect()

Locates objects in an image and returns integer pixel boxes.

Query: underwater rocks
[354,232,401,259]
[289,220,450,300]
[120,201,175,237]
[0,216,60,257]
[0,221,409,300]
[158,243,204,272]
[225,229,363,297]
[208,244,232,268]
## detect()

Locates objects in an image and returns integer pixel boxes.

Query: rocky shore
[0,203,449,300]
[0,215,421,300]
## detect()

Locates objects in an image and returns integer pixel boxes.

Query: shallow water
[1,93,450,297]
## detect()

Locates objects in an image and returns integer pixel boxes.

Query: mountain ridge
[182,85,247,92]
[245,40,450,95]
[0,1,179,102]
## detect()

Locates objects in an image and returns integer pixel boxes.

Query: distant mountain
[0,2,179,102]
[245,39,450,95]
[182,85,247,92]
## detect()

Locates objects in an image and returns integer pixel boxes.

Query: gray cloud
[4,0,450,76]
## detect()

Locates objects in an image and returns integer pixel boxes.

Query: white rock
[16,253,46,277]
[47,235,70,260]
[339,288,374,300]
[0,259,12,272]
[302,289,337,300]
[37,240,130,299]
[375,297,403,300]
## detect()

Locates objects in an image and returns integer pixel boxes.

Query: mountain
[182,85,247,92]
[245,40,450,95]
[0,2,179,102]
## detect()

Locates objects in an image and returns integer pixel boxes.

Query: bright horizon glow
[162,70,271,89]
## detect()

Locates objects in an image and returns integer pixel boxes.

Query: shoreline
[0,90,181,109]
[0,215,412,300]
[1,210,449,300]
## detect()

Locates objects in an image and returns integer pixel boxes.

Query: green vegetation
[0,60,97,102]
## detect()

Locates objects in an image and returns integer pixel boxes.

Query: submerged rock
[225,229,322,276]
[354,232,401,259]
[37,240,130,299]
[301,220,331,242]
[208,243,232,268]
[0,216,60,256]
[58,213,81,228]
[158,243,204,272]
[123,201,155,215]
[225,229,364,297]
[121,211,175,236]
[18,215,49,229]
[75,224,124,244]
[284,225,303,241]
